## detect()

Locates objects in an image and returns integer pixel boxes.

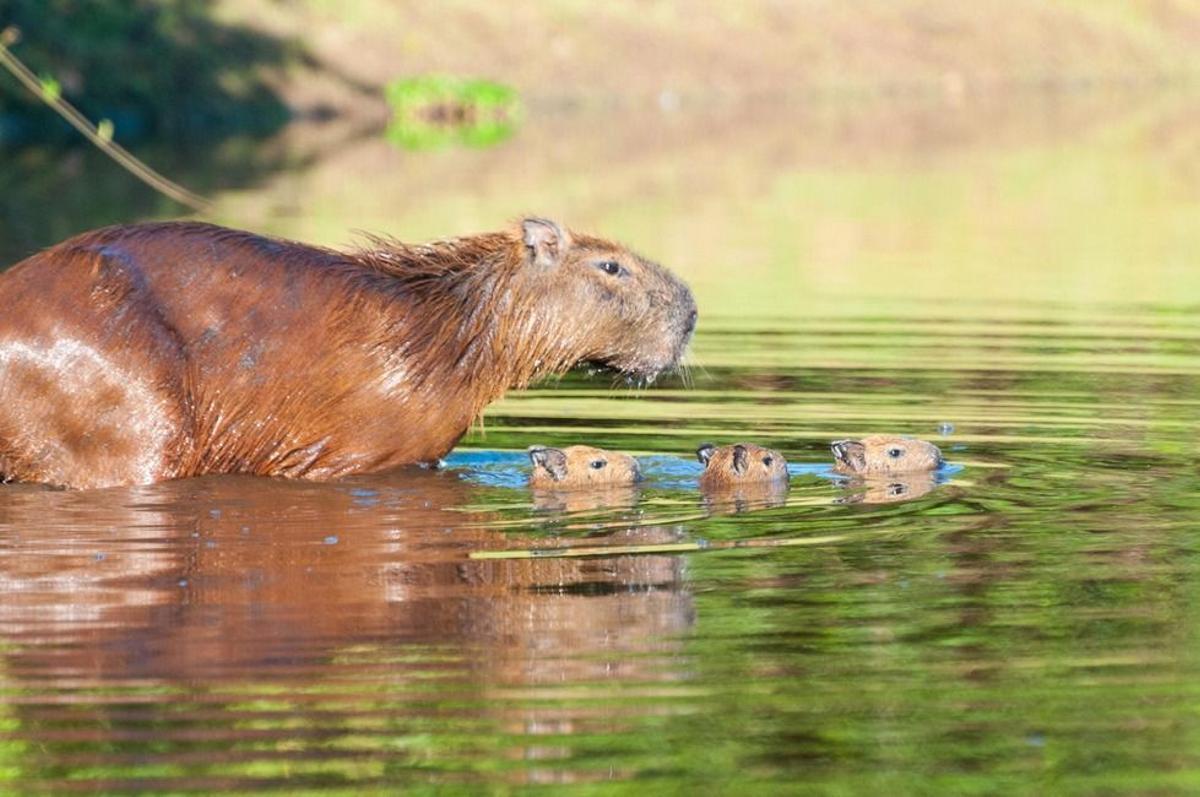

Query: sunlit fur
[527,445,642,490]
[830,434,943,475]
[0,220,695,488]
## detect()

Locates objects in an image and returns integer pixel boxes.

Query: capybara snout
[528,445,642,489]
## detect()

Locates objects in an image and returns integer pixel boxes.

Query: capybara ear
[528,445,569,481]
[830,439,867,472]
[521,217,570,269]
[731,444,749,475]
[696,443,716,466]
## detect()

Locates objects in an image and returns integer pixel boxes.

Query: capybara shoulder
[696,442,788,489]
[830,434,943,475]
[528,445,642,489]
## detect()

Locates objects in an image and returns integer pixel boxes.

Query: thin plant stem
[0,27,212,212]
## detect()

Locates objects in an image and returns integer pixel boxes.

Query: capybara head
[510,218,697,382]
[830,434,943,475]
[696,442,789,488]
[527,445,642,490]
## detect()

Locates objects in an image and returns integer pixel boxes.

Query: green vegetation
[385,75,520,150]
[0,0,296,145]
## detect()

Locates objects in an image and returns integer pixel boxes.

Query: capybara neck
[350,233,588,413]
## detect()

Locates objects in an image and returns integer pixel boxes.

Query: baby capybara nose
[684,308,698,336]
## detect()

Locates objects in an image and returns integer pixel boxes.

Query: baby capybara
[527,445,642,489]
[696,442,789,489]
[830,434,943,475]
[0,219,696,488]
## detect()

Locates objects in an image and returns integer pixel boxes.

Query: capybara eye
[888,448,903,458]
[590,459,607,469]
[762,456,773,466]
[595,260,623,277]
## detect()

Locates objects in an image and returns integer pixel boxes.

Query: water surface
[2,92,1200,793]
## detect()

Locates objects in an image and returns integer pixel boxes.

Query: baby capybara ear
[521,217,570,269]
[696,443,717,467]
[528,445,569,481]
[731,444,749,475]
[830,439,867,473]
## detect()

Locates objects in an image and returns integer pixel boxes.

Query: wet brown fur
[696,442,789,489]
[0,220,695,489]
[528,445,642,490]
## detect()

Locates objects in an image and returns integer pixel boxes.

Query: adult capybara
[830,434,943,475]
[527,444,642,489]
[0,219,696,488]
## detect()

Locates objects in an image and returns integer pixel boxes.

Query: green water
[2,91,1200,793]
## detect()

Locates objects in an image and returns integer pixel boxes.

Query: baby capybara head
[514,218,697,381]
[696,442,789,488]
[527,445,642,489]
[830,434,944,475]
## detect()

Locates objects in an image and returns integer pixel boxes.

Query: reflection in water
[834,471,940,505]
[529,484,642,514]
[0,472,693,789]
[700,479,791,515]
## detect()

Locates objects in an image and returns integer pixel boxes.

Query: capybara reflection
[696,442,788,489]
[830,434,943,475]
[0,473,693,690]
[835,471,939,505]
[0,219,696,488]
[527,445,642,489]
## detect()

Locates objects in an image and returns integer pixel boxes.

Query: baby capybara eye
[763,456,773,466]
[590,459,606,469]
[596,260,623,277]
